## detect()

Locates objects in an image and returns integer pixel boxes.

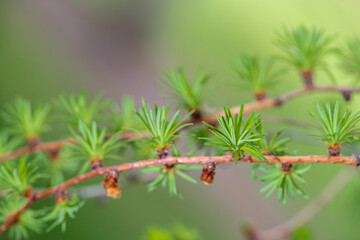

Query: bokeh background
[1,0,360,239]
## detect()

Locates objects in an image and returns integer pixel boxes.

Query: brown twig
[0,154,359,236]
[0,85,358,164]
[255,168,355,240]
[0,132,143,163]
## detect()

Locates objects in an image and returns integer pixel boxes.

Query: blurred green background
[1,0,360,239]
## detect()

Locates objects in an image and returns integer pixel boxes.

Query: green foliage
[59,92,111,127]
[0,197,44,240]
[134,98,193,151]
[44,195,84,232]
[110,96,136,132]
[338,38,360,81]
[233,55,283,93]
[275,25,335,72]
[0,157,44,196]
[140,223,201,240]
[45,148,79,186]
[290,226,314,240]
[256,124,291,156]
[202,106,267,164]
[2,98,51,140]
[160,68,210,111]
[70,121,122,162]
[252,163,311,205]
[0,132,21,155]
[142,164,202,198]
[309,100,360,147]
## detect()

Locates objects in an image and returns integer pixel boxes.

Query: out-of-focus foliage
[0,157,44,196]
[275,26,335,74]
[338,38,360,82]
[160,68,211,112]
[1,98,51,140]
[0,132,21,155]
[233,55,283,95]
[0,198,44,240]
[44,195,84,233]
[202,106,267,164]
[141,164,202,198]
[256,124,291,156]
[110,96,136,132]
[140,223,201,240]
[252,163,311,205]
[58,93,111,127]
[290,226,314,240]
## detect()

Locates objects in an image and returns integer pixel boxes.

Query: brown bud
[91,158,103,171]
[191,108,202,121]
[55,190,67,204]
[48,148,60,161]
[103,170,121,199]
[164,164,175,171]
[23,187,35,199]
[27,137,39,149]
[280,163,293,173]
[341,90,352,102]
[254,91,266,101]
[156,148,169,159]
[200,162,216,184]
[326,143,342,156]
[328,146,341,156]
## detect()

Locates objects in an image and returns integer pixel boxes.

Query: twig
[0,85,358,164]
[255,168,355,240]
[0,154,359,236]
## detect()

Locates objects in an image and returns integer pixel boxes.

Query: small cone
[103,170,121,199]
[200,162,216,184]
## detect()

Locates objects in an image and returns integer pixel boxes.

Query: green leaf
[275,25,336,74]
[44,195,84,232]
[134,99,193,150]
[1,98,51,140]
[252,163,311,205]
[160,67,211,111]
[203,106,265,164]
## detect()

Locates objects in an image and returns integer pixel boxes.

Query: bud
[341,90,352,102]
[156,148,169,159]
[91,157,103,171]
[254,91,266,101]
[55,190,67,204]
[327,143,342,156]
[103,170,121,199]
[200,162,216,184]
[48,148,59,161]
[27,136,39,149]
[280,163,293,173]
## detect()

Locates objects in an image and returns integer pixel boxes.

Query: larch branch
[0,154,359,236]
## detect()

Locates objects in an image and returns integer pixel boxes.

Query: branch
[0,132,143,163]
[204,85,359,125]
[0,85,358,163]
[0,154,359,236]
[254,168,355,240]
